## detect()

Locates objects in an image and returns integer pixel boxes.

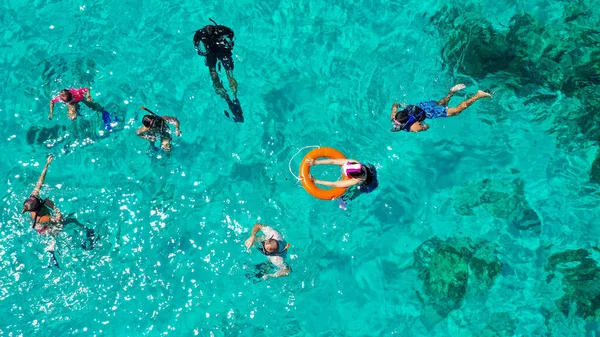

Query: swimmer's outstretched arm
[44,199,63,222]
[307,158,348,166]
[31,155,54,197]
[162,116,182,136]
[136,126,152,139]
[312,177,362,188]
[49,101,55,120]
[391,102,400,121]
[193,30,208,56]
[220,26,235,48]
[244,223,265,248]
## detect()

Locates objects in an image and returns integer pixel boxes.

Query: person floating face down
[390,84,493,132]
[306,158,378,208]
[244,224,291,280]
[22,154,63,267]
[136,114,182,153]
[193,21,238,100]
[49,88,93,121]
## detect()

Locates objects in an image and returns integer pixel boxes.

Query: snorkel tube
[141,106,159,117]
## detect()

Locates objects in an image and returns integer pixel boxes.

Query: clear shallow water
[2,0,600,336]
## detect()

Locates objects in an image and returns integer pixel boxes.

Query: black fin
[48,251,60,269]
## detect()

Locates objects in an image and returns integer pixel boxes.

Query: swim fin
[101,111,119,130]
[81,228,98,250]
[48,250,60,269]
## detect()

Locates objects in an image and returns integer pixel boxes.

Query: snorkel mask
[342,162,363,176]
[257,236,290,256]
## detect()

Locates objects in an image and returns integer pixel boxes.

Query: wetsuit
[193,25,235,71]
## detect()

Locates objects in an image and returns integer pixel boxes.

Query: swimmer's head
[262,238,280,254]
[22,196,44,214]
[206,25,215,35]
[343,162,364,178]
[142,115,162,128]
[59,89,73,103]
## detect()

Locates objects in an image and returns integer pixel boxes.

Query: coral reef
[546,249,600,321]
[413,237,501,317]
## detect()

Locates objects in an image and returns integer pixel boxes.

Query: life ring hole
[307,162,342,189]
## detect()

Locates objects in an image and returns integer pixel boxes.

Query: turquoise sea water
[2,0,600,335]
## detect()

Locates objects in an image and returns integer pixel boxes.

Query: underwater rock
[432,6,600,180]
[413,237,501,318]
[454,178,541,232]
[546,249,600,321]
[433,8,600,94]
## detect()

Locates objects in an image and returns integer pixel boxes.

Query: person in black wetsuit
[193,20,238,100]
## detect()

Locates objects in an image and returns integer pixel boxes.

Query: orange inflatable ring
[300,147,348,200]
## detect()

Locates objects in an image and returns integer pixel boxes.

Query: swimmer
[193,19,238,100]
[306,159,378,209]
[22,154,63,267]
[136,107,182,153]
[49,88,93,121]
[391,84,493,132]
[244,224,291,280]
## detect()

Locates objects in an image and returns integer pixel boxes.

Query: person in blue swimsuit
[390,84,492,132]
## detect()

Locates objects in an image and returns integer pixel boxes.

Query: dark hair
[59,89,73,102]
[23,196,44,213]
[142,115,162,128]
[394,110,410,124]
[206,25,215,35]
[23,196,47,228]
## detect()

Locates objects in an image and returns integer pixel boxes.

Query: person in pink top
[49,88,93,121]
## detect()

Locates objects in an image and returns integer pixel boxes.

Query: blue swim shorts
[416,100,448,119]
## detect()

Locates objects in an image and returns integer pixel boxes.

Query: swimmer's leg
[437,84,466,107]
[245,262,271,282]
[63,216,98,250]
[447,90,493,116]
[45,237,60,269]
[225,69,237,101]
[209,67,228,99]
[67,103,79,121]
[160,136,172,153]
[82,227,98,250]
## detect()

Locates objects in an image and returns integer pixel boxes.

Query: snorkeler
[193,19,238,100]
[390,84,493,132]
[136,106,182,153]
[22,154,63,267]
[22,154,98,268]
[49,88,118,129]
[307,158,378,209]
[244,224,291,280]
